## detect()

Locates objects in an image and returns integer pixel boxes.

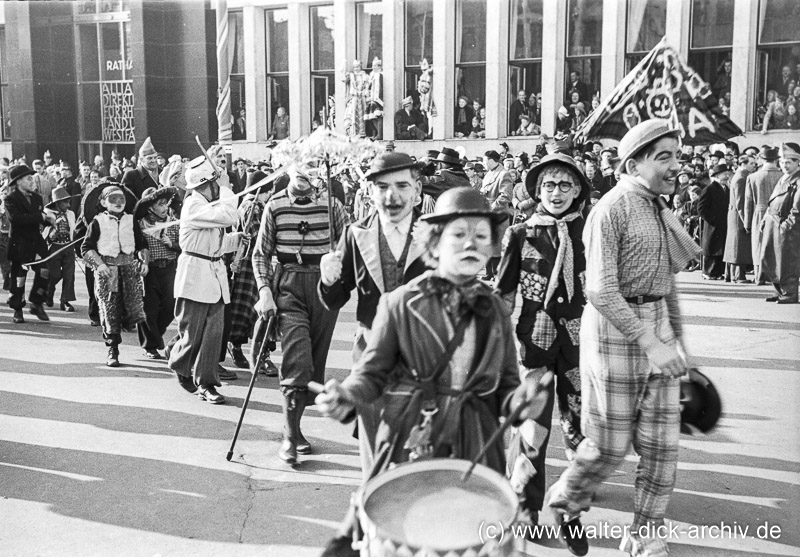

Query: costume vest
[377,223,412,293]
[96,213,135,257]
[271,192,332,264]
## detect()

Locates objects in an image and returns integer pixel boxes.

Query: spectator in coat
[121,137,160,199]
[697,164,731,280]
[394,97,427,140]
[453,95,474,138]
[509,89,530,135]
[723,156,756,282]
[744,146,782,284]
[231,159,249,195]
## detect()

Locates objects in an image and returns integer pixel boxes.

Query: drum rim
[360,458,519,552]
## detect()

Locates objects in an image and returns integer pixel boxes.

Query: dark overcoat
[121,166,159,199]
[5,188,48,264]
[697,180,729,257]
[724,168,752,264]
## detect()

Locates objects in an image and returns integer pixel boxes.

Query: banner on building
[575,37,742,145]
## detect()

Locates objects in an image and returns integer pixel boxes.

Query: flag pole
[323,103,335,251]
[216,0,233,149]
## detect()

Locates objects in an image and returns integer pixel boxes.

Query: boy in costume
[44,185,79,312]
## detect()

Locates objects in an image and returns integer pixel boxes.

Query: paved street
[0,270,798,557]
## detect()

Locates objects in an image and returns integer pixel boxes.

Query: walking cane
[226,312,275,461]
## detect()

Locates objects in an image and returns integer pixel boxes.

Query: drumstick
[461,397,528,483]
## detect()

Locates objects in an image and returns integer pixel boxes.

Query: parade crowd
[1,120,798,557]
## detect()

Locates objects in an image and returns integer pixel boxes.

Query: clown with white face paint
[495,153,590,542]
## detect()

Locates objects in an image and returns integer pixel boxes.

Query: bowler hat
[525,153,591,202]
[680,368,722,434]
[709,163,730,177]
[424,149,440,161]
[364,152,420,181]
[133,186,179,220]
[759,146,779,160]
[420,186,507,224]
[436,147,463,166]
[45,185,80,209]
[618,119,681,173]
[8,164,35,187]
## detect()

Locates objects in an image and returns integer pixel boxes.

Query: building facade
[0,0,797,164]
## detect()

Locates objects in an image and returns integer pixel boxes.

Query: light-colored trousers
[169,297,225,388]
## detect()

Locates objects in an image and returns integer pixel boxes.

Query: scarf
[619,175,702,273]
[420,275,492,320]
[525,210,581,307]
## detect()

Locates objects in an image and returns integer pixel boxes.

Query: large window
[625,0,667,72]
[566,0,602,106]
[356,2,383,70]
[509,0,543,135]
[0,27,9,140]
[688,0,733,105]
[754,0,800,131]
[266,9,290,140]
[229,11,246,140]
[404,0,433,106]
[455,0,485,138]
[311,5,335,130]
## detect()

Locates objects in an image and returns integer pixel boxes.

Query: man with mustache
[317,152,429,477]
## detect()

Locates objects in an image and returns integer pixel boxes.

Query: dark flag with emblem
[575,37,742,145]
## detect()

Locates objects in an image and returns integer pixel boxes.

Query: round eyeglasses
[541,181,576,193]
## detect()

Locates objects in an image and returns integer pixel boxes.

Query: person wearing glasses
[495,154,590,550]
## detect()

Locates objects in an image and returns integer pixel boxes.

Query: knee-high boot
[279,391,300,464]
[295,389,312,455]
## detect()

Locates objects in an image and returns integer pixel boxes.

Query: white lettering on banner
[101,81,135,142]
[105,59,133,72]
[687,106,716,138]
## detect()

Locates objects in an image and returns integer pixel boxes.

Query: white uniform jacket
[174,187,240,304]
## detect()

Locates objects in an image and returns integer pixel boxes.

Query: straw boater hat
[525,153,591,202]
[45,185,80,209]
[133,186,179,220]
[420,186,506,225]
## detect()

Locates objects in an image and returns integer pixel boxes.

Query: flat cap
[618,119,681,173]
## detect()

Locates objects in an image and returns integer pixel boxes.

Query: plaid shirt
[139,215,180,262]
[583,180,682,343]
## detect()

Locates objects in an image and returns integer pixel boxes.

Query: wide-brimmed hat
[436,147,462,166]
[364,152,420,181]
[709,163,731,177]
[618,119,681,173]
[525,153,591,202]
[759,146,779,160]
[8,164,35,187]
[680,368,722,434]
[81,180,137,223]
[420,186,507,225]
[45,185,80,209]
[133,186,179,220]
[185,156,219,189]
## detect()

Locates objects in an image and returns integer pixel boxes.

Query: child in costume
[495,153,589,536]
[134,186,180,359]
[44,186,79,312]
[81,183,149,367]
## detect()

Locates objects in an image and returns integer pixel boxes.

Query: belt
[624,295,663,304]
[185,251,222,262]
[149,259,177,268]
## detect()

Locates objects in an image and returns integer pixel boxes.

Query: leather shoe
[29,303,50,321]
[260,358,279,377]
[765,295,780,302]
[297,434,312,455]
[197,385,225,404]
[227,342,249,368]
[176,372,198,393]
[777,296,798,304]
[144,349,164,360]
[12,310,24,324]
[278,438,297,464]
[734,279,753,284]
[60,301,75,312]
[217,365,238,381]
[106,345,120,367]
[560,516,589,556]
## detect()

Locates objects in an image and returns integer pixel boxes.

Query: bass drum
[359,458,519,556]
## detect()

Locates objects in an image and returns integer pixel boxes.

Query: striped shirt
[252,189,347,291]
[583,178,682,343]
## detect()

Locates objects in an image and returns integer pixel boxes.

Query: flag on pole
[575,37,742,145]
[216,0,232,144]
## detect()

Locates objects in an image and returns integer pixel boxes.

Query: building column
[665,0,691,60]
[540,0,567,136]
[243,5,265,142]
[333,0,356,132]
[381,0,403,140]
[288,2,311,138]
[730,0,758,133]
[432,0,456,140]
[485,0,510,140]
[600,0,626,98]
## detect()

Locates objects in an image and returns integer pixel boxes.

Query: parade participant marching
[168,156,243,403]
[759,142,800,304]
[318,151,429,477]
[495,153,589,538]
[227,169,279,375]
[134,186,181,359]
[5,164,55,323]
[81,183,149,367]
[545,120,699,557]
[252,165,348,464]
[44,186,79,312]
[316,187,551,473]
[744,146,782,284]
